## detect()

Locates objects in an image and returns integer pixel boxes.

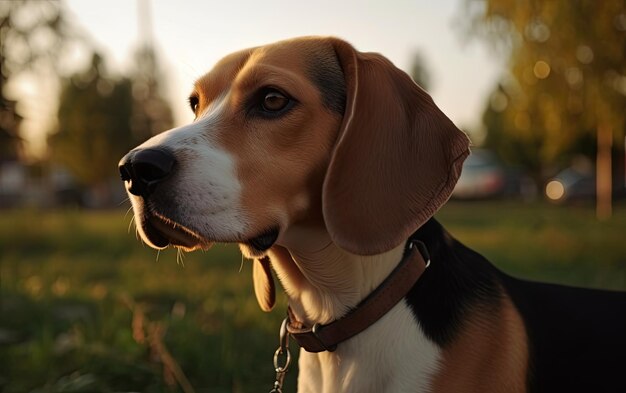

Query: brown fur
[431,295,529,393]
[323,39,470,255]
[206,39,342,241]
[189,37,469,258]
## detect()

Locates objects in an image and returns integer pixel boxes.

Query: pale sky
[19,0,505,156]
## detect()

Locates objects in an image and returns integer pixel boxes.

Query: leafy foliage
[48,55,135,188]
[467,0,626,180]
[47,39,173,201]
[0,0,75,160]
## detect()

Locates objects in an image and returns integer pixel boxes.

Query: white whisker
[176,248,186,267]
[118,197,130,207]
[124,205,134,219]
[128,215,135,234]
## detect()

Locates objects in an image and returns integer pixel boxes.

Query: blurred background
[1,0,624,391]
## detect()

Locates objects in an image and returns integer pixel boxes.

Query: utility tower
[131,0,173,142]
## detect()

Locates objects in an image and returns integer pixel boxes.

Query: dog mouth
[142,214,212,251]
[139,212,279,255]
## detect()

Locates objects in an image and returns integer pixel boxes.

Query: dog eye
[188,95,199,113]
[261,90,290,112]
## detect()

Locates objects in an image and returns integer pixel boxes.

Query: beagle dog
[119,37,626,392]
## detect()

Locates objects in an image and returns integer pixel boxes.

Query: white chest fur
[296,300,441,393]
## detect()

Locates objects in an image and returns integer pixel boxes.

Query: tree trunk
[596,123,612,220]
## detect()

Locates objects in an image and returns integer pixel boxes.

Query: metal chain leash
[269,318,291,393]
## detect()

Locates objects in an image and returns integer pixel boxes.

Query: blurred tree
[466,0,626,216]
[48,54,134,201]
[46,0,173,207]
[0,99,22,161]
[410,51,432,91]
[0,0,75,161]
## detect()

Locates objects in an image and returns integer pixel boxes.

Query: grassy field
[1,202,625,392]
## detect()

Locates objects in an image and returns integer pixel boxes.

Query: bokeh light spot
[534,60,551,79]
[546,180,565,201]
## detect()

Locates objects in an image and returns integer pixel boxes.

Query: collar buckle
[409,239,431,268]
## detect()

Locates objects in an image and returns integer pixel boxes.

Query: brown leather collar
[286,239,430,353]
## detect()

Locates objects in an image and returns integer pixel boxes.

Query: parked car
[545,167,626,203]
[452,149,522,199]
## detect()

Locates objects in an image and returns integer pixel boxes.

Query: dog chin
[239,227,280,258]
[239,244,267,259]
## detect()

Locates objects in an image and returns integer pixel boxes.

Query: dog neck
[270,224,441,392]
[272,225,405,327]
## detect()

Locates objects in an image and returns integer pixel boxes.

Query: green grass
[1,202,625,392]
[0,209,284,392]
[438,201,626,290]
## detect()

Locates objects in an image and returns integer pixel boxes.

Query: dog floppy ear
[252,257,275,312]
[322,39,470,255]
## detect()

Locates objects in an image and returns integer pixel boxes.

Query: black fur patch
[306,46,346,115]
[502,269,626,391]
[405,218,502,347]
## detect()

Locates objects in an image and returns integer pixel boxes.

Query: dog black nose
[118,148,176,197]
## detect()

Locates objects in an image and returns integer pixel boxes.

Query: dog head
[120,36,469,297]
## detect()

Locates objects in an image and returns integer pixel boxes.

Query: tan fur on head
[122,36,469,313]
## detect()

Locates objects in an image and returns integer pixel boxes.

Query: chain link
[269,318,291,393]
